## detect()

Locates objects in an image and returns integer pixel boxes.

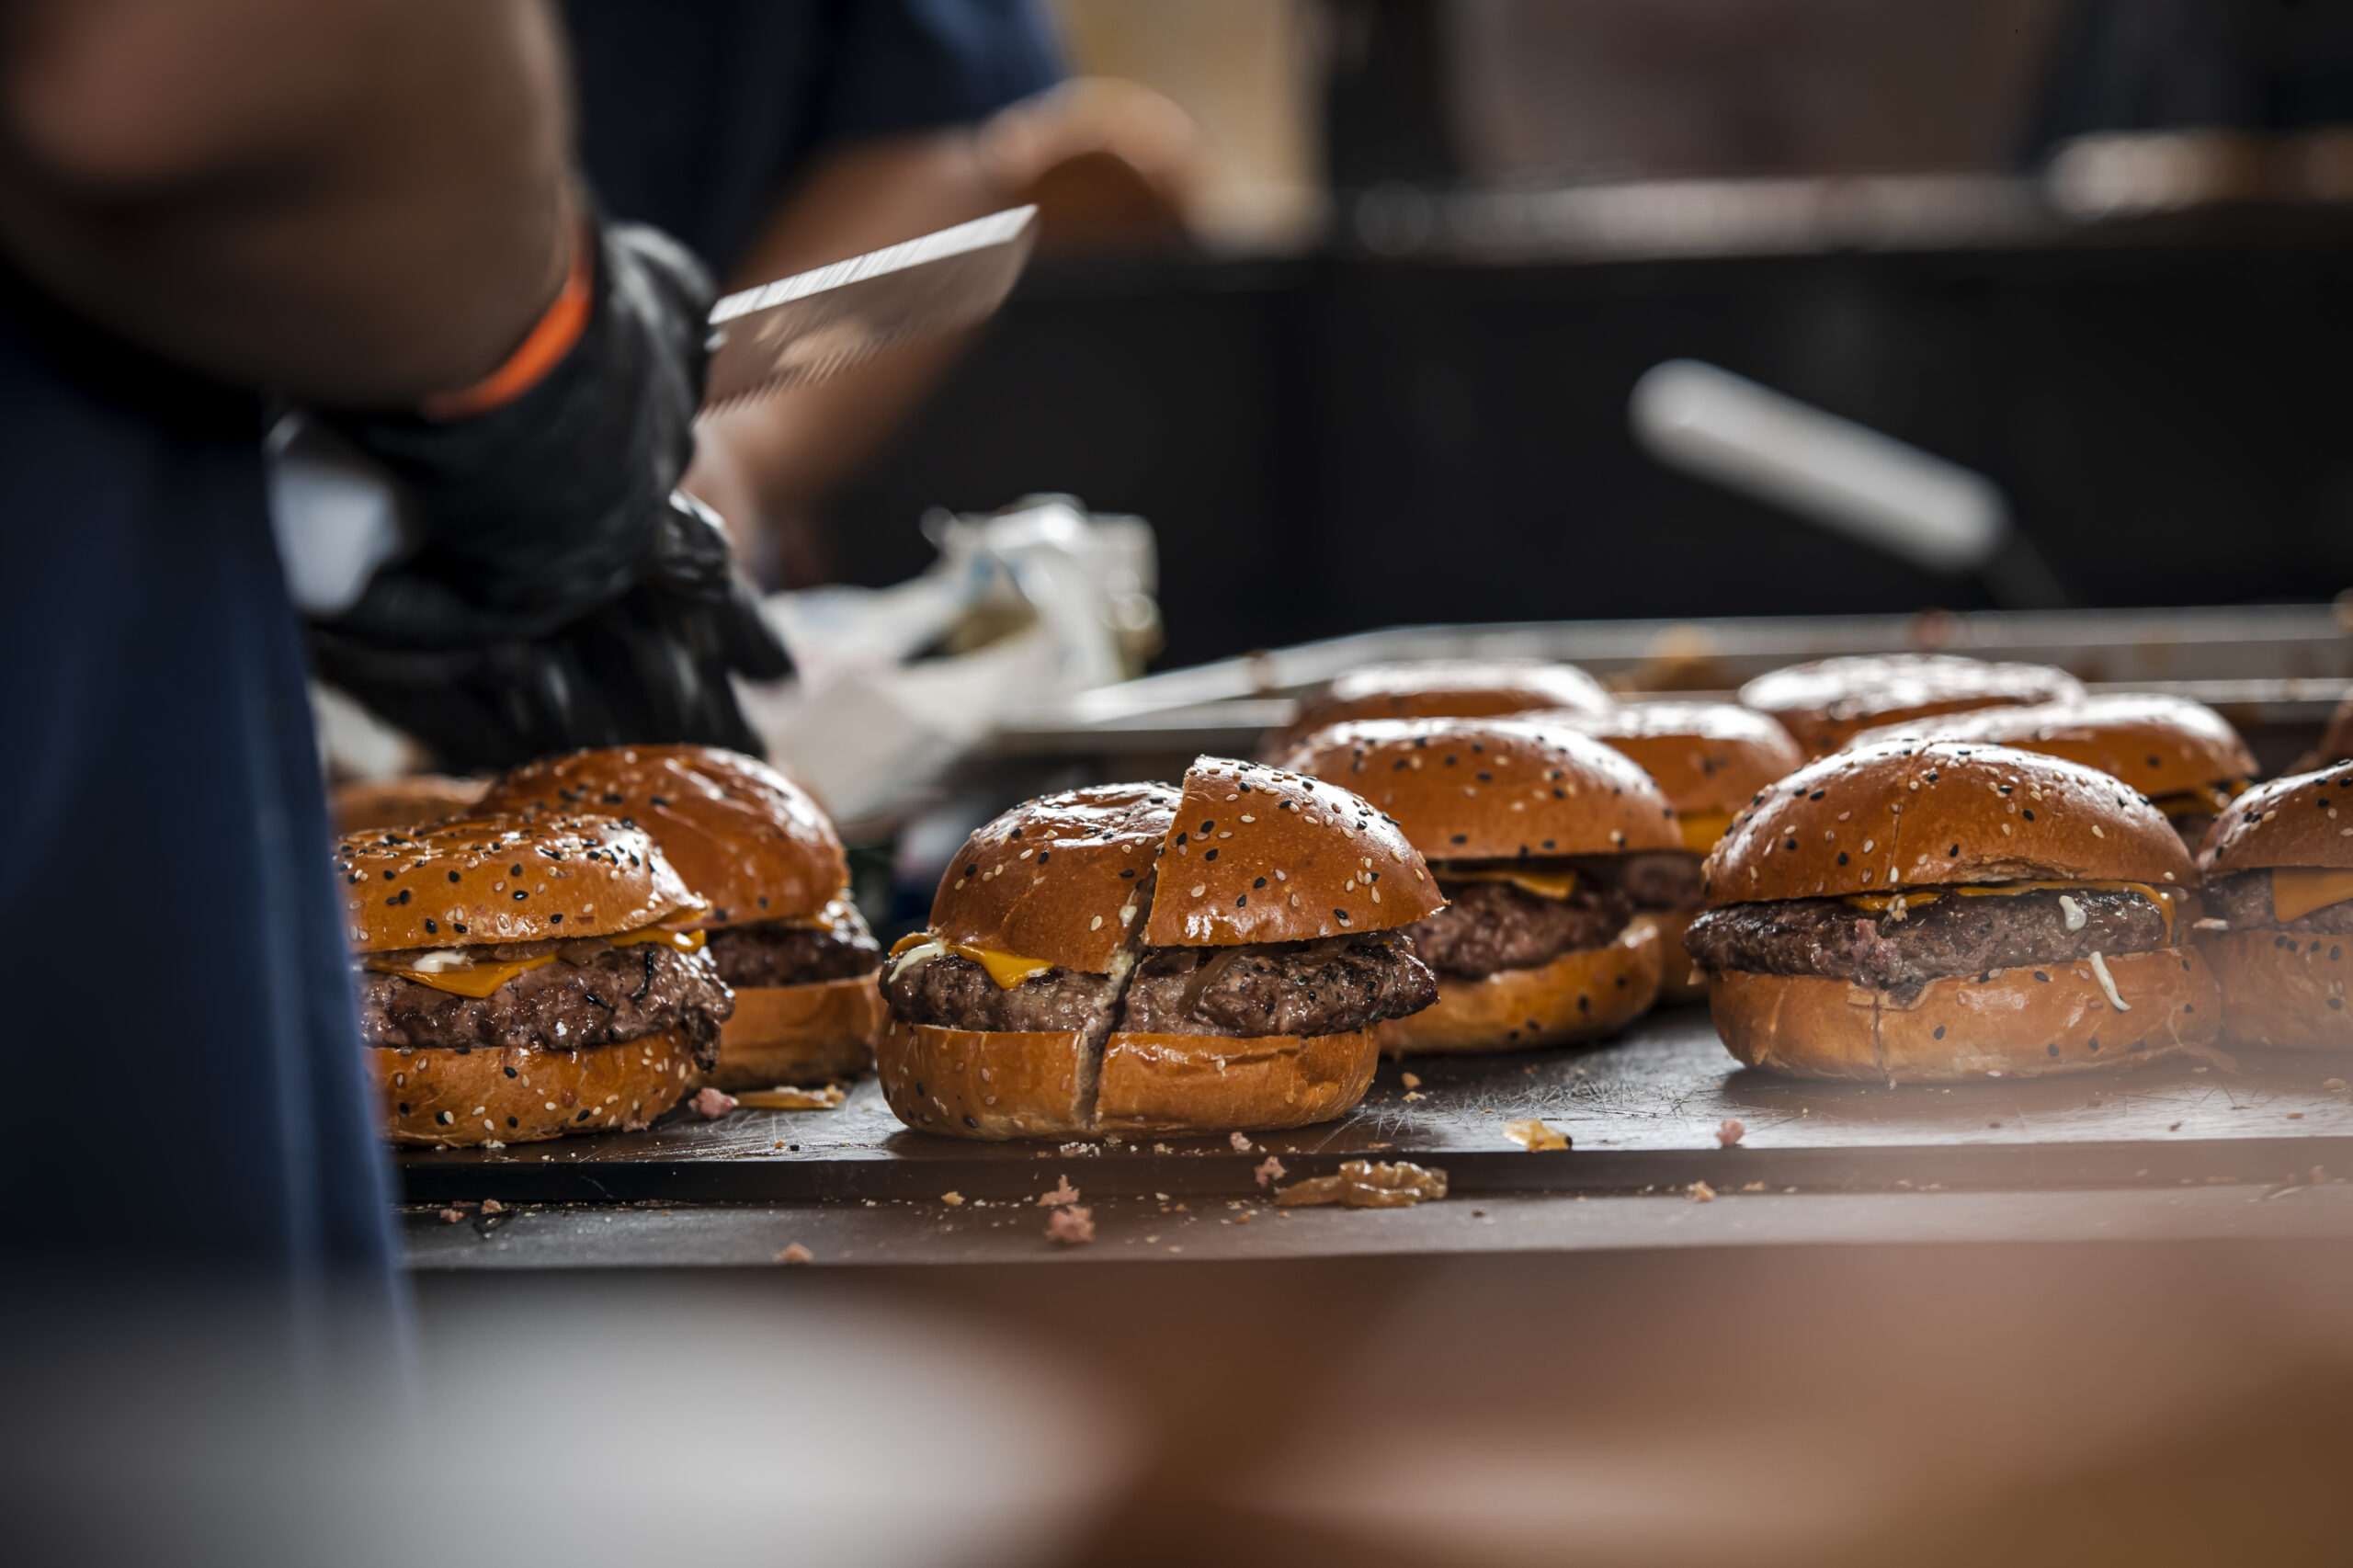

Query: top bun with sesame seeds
[929,782,1181,973]
[1847,694,2255,803]
[2201,765,2353,874]
[1539,701,1804,822]
[1739,653,2086,758]
[1702,741,2195,906]
[478,745,847,930]
[335,814,704,954]
[1145,756,1445,946]
[1279,718,1681,860]
[1271,658,1613,755]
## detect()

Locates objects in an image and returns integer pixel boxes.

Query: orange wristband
[419,225,594,421]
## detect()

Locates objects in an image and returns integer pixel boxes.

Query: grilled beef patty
[706,916,881,988]
[2202,870,2353,934]
[883,955,1120,1034]
[1406,879,1631,979]
[884,932,1438,1040]
[358,943,734,1062]
[1684,887,2177,994]
[1601,852,1707,912]
[1119,932,1437,1037]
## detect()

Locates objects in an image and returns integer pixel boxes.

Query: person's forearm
[0,0,573,405]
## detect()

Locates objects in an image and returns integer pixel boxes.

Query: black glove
[304,216,789,772]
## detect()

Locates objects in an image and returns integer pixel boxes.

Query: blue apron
[0,280,396,1303]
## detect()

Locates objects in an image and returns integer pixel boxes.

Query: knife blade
[701,205,1039,409]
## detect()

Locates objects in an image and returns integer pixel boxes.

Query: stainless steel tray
[990,605,2350,763]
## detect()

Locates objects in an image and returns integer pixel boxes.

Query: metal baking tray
[988,605,2350,767]
[398,1010,2353,1208]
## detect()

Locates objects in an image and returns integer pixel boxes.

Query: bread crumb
[1255,1155,1286,1188]
[479,1199,505,1214]
[1502,1118,1570,1152]
[1403,1091,1426,1102]
[1229,1131,1255,1153]
[776,1244,813,1265]
[1742,1181,1765,1192]
[437,1208,465,1224]
[733,1084,846,1110]
[1716,1118,1745,1148]
[690,1086,737,1119]
[1038,1175,1081,1208]
[1046,1205,1096,1244]
[940,1191,964,1206]
[1688,1181,1716,1202]
[1276,1159,1448,1208]
[2326,1078,2347,1091]
[1401,1072,1422,1089]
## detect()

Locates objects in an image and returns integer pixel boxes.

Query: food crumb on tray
[1046,1205,1096,1244]
[1275,1159,1448,1209]
[1503,1118,1570,1152]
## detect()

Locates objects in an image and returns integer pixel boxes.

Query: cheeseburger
[1271,657,1613,756]
[1286,717,1681,1053]
[1549,702,1804,1003]
[1849,693,2256,857]
[1683,741,2217,1080]
[879,756,1442,1139]
[336,815,733,1145]
[480,745,882,1088]
[2196,766,2353,1048]
[1740,653,2086,758]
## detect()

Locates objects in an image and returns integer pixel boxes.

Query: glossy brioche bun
[1282,717,1681,860]
[332,774,487,835]
[1545,701,1803,818]
[1709,948,2220,1080]
[1848,693,2256,800]
[1703,741,2195,905]
[335,814,702,954]
[706,975,886,1089]
[1378,920,1662,1055]
[876,1017,1379,1140]
[1740,653,2086,757]
[370,1027,700,1146]
[928,761,1442,970]
[2202,930,2353,1048]
[479,745,847,929]
[1275,658,1613,753]
[2200,765,2353,873]
[1145,756,1443,946]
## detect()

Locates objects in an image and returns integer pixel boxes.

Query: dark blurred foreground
[12,1235,2353,1567]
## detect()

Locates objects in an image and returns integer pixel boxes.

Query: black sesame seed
[1334,908,1348,921]
[1451,834,1468,845]
[2034,971,2050,982]
[449,870,463,884]
[1204,848,1218,860]
[513,889,528,900]
[1933,1027,1946,1040]
[1808,790,1824,801]
[1836,852,1849,865]
[963,1115,979,1128]
[510,864,523,877]
[2021,809,2034,821]
[1236,895,1247,907]
[1254,877,1267,888]
[398,1103,410,1115]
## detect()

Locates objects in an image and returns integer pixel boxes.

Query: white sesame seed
[2092,824,2104,837]
[1090,915,1103,930]
[1191,883,1207,897]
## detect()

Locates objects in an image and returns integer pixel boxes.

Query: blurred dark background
[824,0,2353,670]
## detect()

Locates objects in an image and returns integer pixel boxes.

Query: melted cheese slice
[370,927,706,999]
[887,932,1057,990]
[2270,868,2353,925]
[1438,867,1580,900]
[1843,881,2186,942]
[2147,780,2247,821]
[1677,810,1735,854]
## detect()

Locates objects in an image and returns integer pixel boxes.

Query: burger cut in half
[2196,765,2353,1048]
[1683,741,2218,1080]
[480,745,883,1088]
[879,757,1443,1140]
[1546,701,1803,1004]
[1267,657,1614,757]
[1848,693,2256,857]
[1739,653,2086,759]
[1285,718,1681,1054]
[337,815,733,1145]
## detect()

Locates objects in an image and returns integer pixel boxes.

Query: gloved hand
[304,215,790,772]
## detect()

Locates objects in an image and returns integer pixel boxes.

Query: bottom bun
[876,1018,1379,1141]
[1377,921,1663,1056]
[370,1028,700,1146]
[705,974,886,1090]
[1633,908,1706,1005]
[1708,947,2220,1081]
[2203,929,2353,1049]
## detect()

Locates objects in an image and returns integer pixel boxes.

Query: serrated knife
[700,205,1038,409]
